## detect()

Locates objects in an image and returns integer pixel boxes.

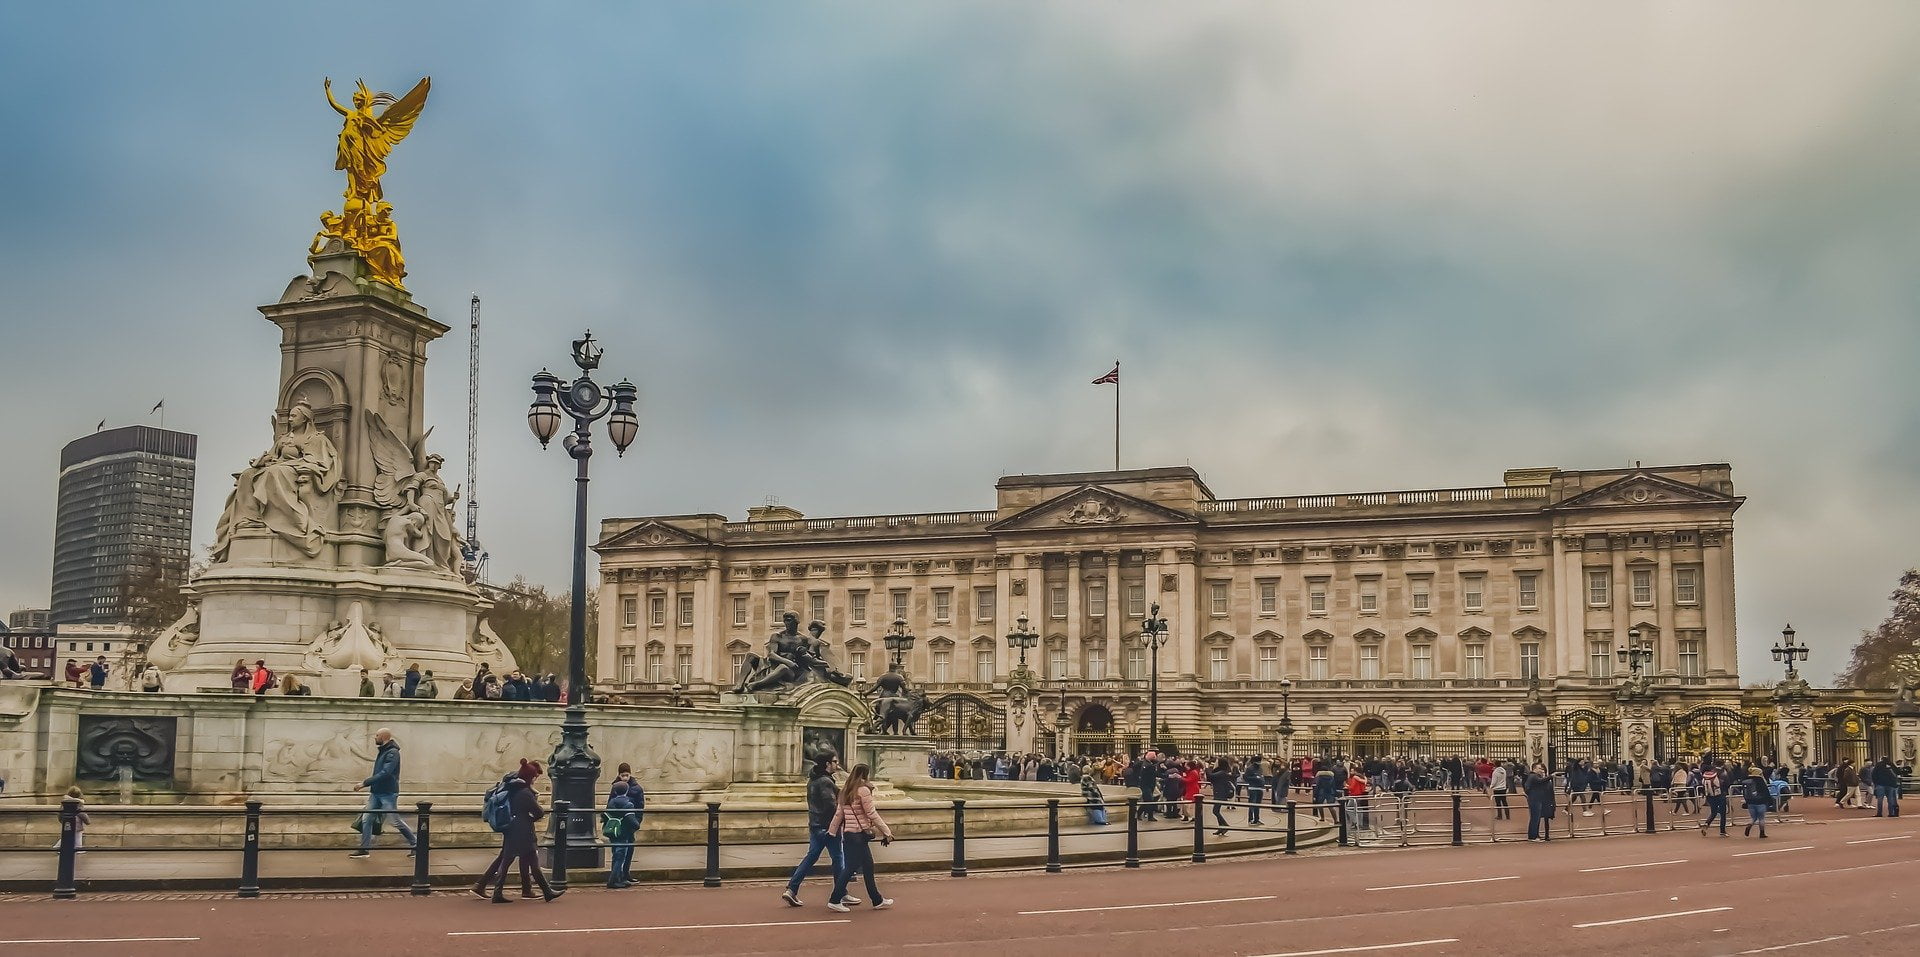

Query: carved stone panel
[77,715,178,783]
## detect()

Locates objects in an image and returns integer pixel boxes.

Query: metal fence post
[1124,798,1140,868]
[1191,797,1207,863]
[1451,793,1464,846]
[1285,801,1298,855]
[239,800,262,899]
[550,799,571,891]
[703,801,722,888]
[1644,789,1656,834]
[411,801,432,896]
[949,799,967,877]
[1045,799,1062,873]
[1337,797,1350,847]
[53,798,79,900]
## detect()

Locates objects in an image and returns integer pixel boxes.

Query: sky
[1,2,1915,683]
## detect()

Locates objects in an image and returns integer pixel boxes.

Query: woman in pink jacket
[826,763,894,912]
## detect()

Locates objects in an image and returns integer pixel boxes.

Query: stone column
[695,563,721,689]
[994,556,1014,678]
[1610,534,1631,651]
[1617,694,1657,772]
[1174,548,1199,678]
[1894,698,1920,770]
[1774,683,1817,772]
[1702,532,1732,679]
[1654,535,1676,677]
[1552,536,1582,681]
[1065,552,1083,677]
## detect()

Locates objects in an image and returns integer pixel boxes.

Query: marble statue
[468,619,519,676]
[144,605,200,671]
[320,76,429,288]
[866,666,929,735]
[804,619,853,687]
[731,612,851,695]
[302,601,394,674]
[365,409,464,573]
[210,401,340,560]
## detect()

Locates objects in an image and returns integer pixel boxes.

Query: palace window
[1086,646,1107,680]
[1050,586,1068,619]
[1675,567,1699,605]
[975,587,995,622]
[1411,644,1434,679]
[810,592,827,624]
[645,647,664,682]
[675,648,693,684]
[934,589,952,623]
[1520,642,1541,680]
[1464,643,1487,679]
[619,651,636,684]
[891,589,909,622]
[1259,580,1278,616]
[850,649,868,679]
[975,648,994,684]
[1308,579,1328,615]
[731,594,748,627]
[649,595,666,627]
[623,597,638,627]
[678,594,695,627]
[1048,647,1068,679]
[849,591,868,625]
[1125,645,1146,680]
[1588,634,1613,679]
[1410,576,1431,613]
[1307,645,1329,680]
[1517,573,1538,611]
[1358,644,1381,680]
[1127,585,1145,618]
[769,592,787,621]
[1678,632,1704,677]
[1209,646,1229,681]
[1358,577,1379,614]
[730,650,747,683]
[932,649,951,683]
[1358,544,1379,558]
[1210,581,1230,617]
[1462,574,1485,612]
[1631,569,1653,606]
[1256,645,1278,680]
[1087,583,1105,618]
[1587,570,1609,608]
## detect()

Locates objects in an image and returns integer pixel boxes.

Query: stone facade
[596,464,1778,756]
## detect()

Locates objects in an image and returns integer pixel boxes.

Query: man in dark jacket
[350,729,416,857]
[1524,763,1556,842]
[1872,757,1902,817]
[1132,756,1160,822]
[782,753,856,907]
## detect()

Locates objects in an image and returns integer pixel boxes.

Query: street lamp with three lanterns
[1141,602,1169,754]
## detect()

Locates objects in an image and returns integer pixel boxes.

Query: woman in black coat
[1524,763,1557,842]
[486,760,559,902]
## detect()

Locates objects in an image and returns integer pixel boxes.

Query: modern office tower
[50,426,197,625]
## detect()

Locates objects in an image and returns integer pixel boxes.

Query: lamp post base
[547,705,603,869]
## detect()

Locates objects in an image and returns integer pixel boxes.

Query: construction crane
[462,294,489,580]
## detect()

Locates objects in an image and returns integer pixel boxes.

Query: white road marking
[0,938,200,945]
[1019,895,1276,915]
[1248,941,1460,957]
[1573,906,1733,928]
[448,919,850,937]
[1846,835,1912,845]
[1580,859,1688,873]
[1731,845,1813,857]
[1730,936,1849,954]
[1366,875,1520,891]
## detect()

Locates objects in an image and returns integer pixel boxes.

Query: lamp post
[1771,624,1809,681]
[1142,602,1169,755]
[527,330,638,867]
[1278,678,1295,759]
[1055,689,1071,759]
[1617,627,1654,681]
[1006,613,1038,675]
[884,617,916,673]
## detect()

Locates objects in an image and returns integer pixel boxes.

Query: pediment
[598,520,713,549]
[989,485,1198,532]
[1552,472,1740,511]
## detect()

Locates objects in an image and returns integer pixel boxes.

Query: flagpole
[1113,359,1120,471]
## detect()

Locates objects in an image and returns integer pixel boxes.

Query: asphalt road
[2,805,1911,957]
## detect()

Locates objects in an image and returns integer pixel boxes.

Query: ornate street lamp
[527,330,637,866]
[1771,624,1809,681]
[1056,689,1071,759]
[884,617,916,673]
[1278,677,1295,758]
[1617,627,1654,678]
[1142,602,1169,754]
[1006,613,1038,675]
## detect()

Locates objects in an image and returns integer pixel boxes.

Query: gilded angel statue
[364,409,464,571]
[320,77,429,288]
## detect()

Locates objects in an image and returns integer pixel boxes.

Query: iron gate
[1661,706,1764,764]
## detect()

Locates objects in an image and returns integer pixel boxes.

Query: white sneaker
[842,896,862,905]
[827,901,850,913]
[872,898,894,910]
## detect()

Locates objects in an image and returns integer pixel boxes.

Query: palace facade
[593,464,1901,763]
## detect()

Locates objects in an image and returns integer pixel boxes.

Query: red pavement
[1,802,1911,956]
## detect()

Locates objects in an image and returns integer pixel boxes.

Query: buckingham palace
[585,462,1914,763]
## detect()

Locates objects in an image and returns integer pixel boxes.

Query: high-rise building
[51,426,197,625]
[7,608,51,630]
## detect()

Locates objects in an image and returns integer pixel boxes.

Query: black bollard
[1644,789,1656,834]
[1451,793,1464,846]
[703,802,722,888]
[239,800,262,898]
[1191,797,1207,863]
[1045,799,1062,873]
[950,799,967,877]
[1124,798,1140,868]
[411,801,433,896]
[551,800,571,891]
[1285,801,1298,855]
[54,798,79,900]
[1337,797,1350,847]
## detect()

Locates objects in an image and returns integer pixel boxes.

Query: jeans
[1703,795,1728,834]
[1493,792,1510,819]
[1526,798,1552,840]
[829,832,883,905]
[358,792,416,850]
[1747,805,1767,828]
[786,826,845,895]
[1245,789,1263,823]
[608,838,634,886]
[1875,784,1901,816]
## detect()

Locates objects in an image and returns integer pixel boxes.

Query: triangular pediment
[597,520,713,549]
[989,484,1199,531]
[1551,472,1740,511]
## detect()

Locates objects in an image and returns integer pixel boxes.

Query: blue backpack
[482,776,515,833]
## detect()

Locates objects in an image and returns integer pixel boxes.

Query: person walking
[349,728,416,858]
[1741,766,1775,838]
[1490,762,1511,820]
[825,763,893,912]
[1699,766,1729,837]
[1872,757,1902,817]
[782,753,856,908]
[1524,762,1555,842]
[602,781,640,888]
[1208,758,1236,836]
[1242,759,1265,826]
[481,759,559,902]
[1131,755,1160,823]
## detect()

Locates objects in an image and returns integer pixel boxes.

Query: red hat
[517,759,544,782]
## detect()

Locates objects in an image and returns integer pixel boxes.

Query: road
[1,804,1911,957]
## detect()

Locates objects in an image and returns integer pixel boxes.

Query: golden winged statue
[317,76,430,288]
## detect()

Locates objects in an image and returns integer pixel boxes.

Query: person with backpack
[782,753,853,908]
[602,781,641,888]
[349,728,416,858]
[1741,766,1775,838]
[478,759,559,902]
[471,768,520,898]
[250,659,273,696]
[1700,766,1729,837]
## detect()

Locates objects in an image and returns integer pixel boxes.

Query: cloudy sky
[2,3,1915,682]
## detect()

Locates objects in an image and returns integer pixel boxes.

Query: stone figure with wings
[320,76,429,288]
[364,409,463,572]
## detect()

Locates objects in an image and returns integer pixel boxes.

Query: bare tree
[116,550,200,655]
[1839,568,1920,689]
[482,576,597,678]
